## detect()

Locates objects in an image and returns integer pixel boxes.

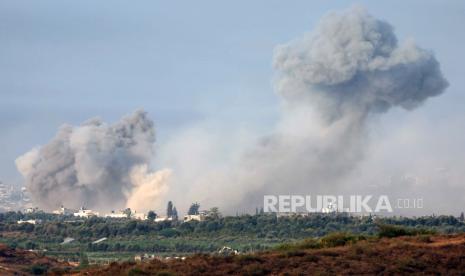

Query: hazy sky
[1,0,464,193]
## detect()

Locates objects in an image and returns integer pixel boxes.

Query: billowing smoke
[273,6,448,118]
[237,7,448,207]
[159,7,448,213]
[16,110,170,212]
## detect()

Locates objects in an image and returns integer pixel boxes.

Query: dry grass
[75,233,465,275]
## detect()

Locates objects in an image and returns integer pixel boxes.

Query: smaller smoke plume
[16,110,169,212]
[126,165,171,212]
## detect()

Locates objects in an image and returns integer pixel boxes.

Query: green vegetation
[0,211,464,262]
[187,203,200,215]
[276,224,442,254]
[377,223,436,238]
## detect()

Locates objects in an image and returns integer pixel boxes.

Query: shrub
[275,238,321,252]
[320,232,357,247]
[298,238,321,249]
[378,224,436,238]
[128,268,149,276]
[28,264,48,275]
[285,250,306,257]
[244,263,270,276]
[237,254,263,264]
[159,228,179,238]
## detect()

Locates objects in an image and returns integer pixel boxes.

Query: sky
[1,1,465,214]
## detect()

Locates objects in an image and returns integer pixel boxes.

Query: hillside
[79,234,465,275]
[0,244,72,275]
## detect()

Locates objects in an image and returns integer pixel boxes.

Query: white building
[24,207,40,214]
[104,209,147,220]
[73,207,99,218]
[183,214,206,222]
[105,210,128,218]
[17,219,41,225]
[154,216,172,222]
[53,206,76,216]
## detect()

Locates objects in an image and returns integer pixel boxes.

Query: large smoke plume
[159,7,448,213]
[16,110,170,212]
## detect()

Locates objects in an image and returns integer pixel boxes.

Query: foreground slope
[81,234,465,275]
[0,244,71,275]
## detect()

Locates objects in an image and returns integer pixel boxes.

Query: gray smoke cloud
[273,6,448,118]
[237,6,448,206]
[159,7,448,213]
[16,110,170,212]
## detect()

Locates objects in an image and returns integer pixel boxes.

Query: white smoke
[16,110,170,212]
[126,165,171,212]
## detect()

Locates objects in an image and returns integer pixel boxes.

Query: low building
[183,214,206,222]
[53,206,76,216]
[17,219,41,225]
[105,210,128,219]
[154,216,173,222]
[74,207,99,218]
[24,207,40,214]
[183,210,213,222]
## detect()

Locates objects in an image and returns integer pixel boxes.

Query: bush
[320,232,357,247]
[244,263,270,276]
[159,228,179,238]
[128,268,149,275]
[298,238,321,249]
[28,264,48,275]
[237,254,263,264]
[378,224,436,238]
[285,250,306,257]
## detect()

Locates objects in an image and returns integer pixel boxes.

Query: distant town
[19,203,213,224]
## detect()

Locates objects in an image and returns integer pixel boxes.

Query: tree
[187,203,200,215]
[167,201,174,218]
[122,208,132,218]
[460,212,464,222]
[147,211,157,221]
[172,207,178,221]
[209,207,221,219]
